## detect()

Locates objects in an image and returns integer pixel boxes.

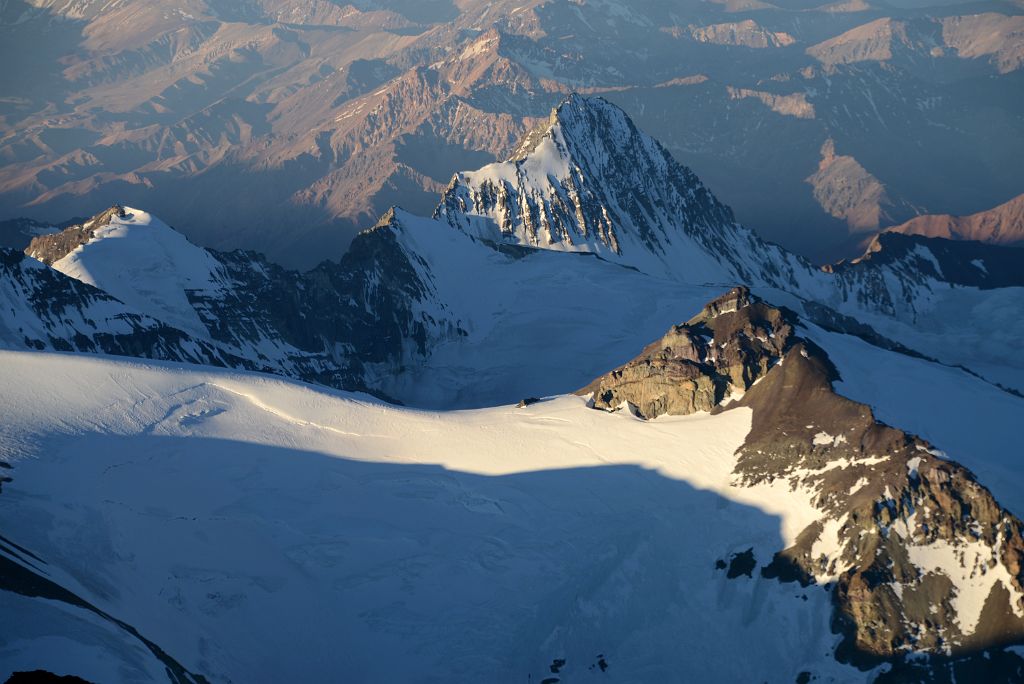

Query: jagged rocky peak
[434,93,814,288]
[583,287,1024,666]
[578,287,795,418]
[26,204,129,265]
[435,95,735,269]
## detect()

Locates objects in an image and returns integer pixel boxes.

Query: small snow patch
[849,477,870,495]
[916,444,947,459]
[906,456,922,480]
[813,432,848,447]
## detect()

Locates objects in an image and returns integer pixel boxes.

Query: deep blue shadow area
[0,431,824,683]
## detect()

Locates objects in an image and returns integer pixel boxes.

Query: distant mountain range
[3,92,1024,683]
[1,0,1022,267]
[3,95,1021,402]
[884,192,1024,247]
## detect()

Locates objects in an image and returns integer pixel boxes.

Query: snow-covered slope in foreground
[0,350,859,684]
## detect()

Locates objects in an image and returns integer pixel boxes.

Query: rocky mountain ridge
[883,192,1024,247]
[581,287,1024,672]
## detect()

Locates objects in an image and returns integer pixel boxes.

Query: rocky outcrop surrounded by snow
[738,336,1024,663]
[26,205,128,266]
[579,287,793,418]
[581,287,1024,665]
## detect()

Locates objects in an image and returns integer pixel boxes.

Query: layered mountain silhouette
[2,0,1022,265]
[884,192,1024,247]
[4,96,1022,403]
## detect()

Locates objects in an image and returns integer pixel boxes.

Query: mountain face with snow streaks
[436,95,815,289]
[0,245,251,372]
[8,204,454,397]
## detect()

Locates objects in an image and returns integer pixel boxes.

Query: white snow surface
[906,539,1024,636]
[378,209,731,407]
[50,207,227,337]
[0,255,145,346]
[0,350,862,683]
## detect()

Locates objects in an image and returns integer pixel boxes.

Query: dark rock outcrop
[26,205,127,266]
[578,287,793,418]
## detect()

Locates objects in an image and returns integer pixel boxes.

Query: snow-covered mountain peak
[435,94,814,288]
[435,94,725,263]
[27,205,228,336]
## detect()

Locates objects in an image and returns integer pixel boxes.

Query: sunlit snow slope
[49,208,228,337]
[0,350,861,684]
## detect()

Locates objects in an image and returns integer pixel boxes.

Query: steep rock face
[941,14,1024,75]
[738,342,1024,663]
[807,18,923,68]
[726,87,816,120]
[688,20,796,49]
[806,14,1024,73]
[806,139,915,234]
[302,209,467,372]
[580,288,1024,665]
[436,95,814,288]
[175,210,459,397]
[579,287,794,418]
